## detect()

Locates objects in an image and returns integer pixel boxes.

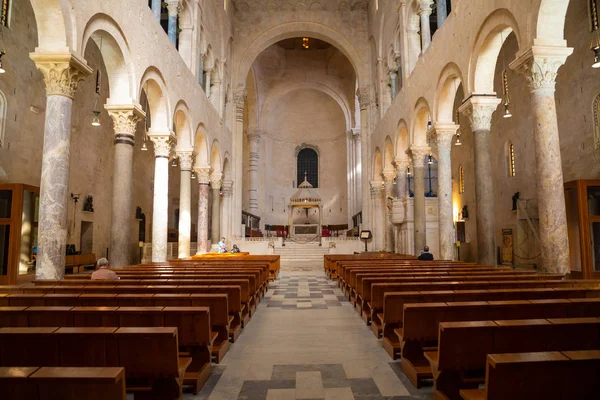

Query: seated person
[218,237,228,253]
[91,258,119,280]
[231,244,241,253]
[417,245,434,261]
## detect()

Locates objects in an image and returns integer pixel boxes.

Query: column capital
[351,128,361,141]
[210,171,223,188]
[195,166,211,184]
[105,104,145,146]
[357,86,372,110]
[431,123,460,148]
[393,157,410,171]
[233,88,247,122]
[458,96,501,132]
[221,180,234,197]
[370,180,385,197]
[417,0,433,15]
[177,151,194,171]
[509,46,573,92]
[166,0,181,16]
[382,168,396,183]
[30,52,93,99]
[148,133,176,158]
[247,130,262,143]
[408,146,431,167]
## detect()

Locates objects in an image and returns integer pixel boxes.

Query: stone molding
[408,146,431,168]
[351,128,361,141]
[459,96,501,132]
[370,180,385,197]
[195,166,211,184]
[233,88,247,122]
[222,180,234,197]
[357,86,372,110]
[30,52,93,99]
[510,46,574,92]
[233,1,368,13]
[105,104,145,146]
[177,151,194,171]
[149,134,175,158]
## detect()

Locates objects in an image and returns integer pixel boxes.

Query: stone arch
[395,119,409,159]
[535,0,570,46]
[29,0,75,52]
[234,21,369,86]
[222,152,231,180]
[469,9,522,95]
[410,97,432,146]
[194,123,210,167]
[294,143,321,158]
[434,62,464,123]
[373,148,383,180]
[383,136,394,171]
[210,140,222,173]
[81,14,135,104]
[261,83,352,130]
[173,101,193,150]
[139,67,171,132]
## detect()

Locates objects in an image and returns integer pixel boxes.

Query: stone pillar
[352,129,362,213]
[211,77,222,113]
[437,0,447,28]
[30,53,92,280]
[221,180,234,241]
[152,0,161,21]
[418,1,433,52]
[210,172,222,244]
[247,130,261,215]
[433,123,460,261]
[105,104,144,268]
[370,181,385,250]
[149,134,174,262]
[177,151,194,258]
[166,0,179,45]
[232,89,247,239]
[410,147,430,254]
[357,87,372,229]
[459,96,501,266]
[382,169,396,252]
[390,70,398,101]
[205,69,212,98]
[198,53,205,88]
[195,167,211,254]
[393,158,410,199]
[510,46,573,274]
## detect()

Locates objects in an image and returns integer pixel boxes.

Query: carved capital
[247,130,262,144]
[195,166,211,184]
[166,0,180,16]
[30,52,93,99]
[417,0,434,15]
[459,96,501,132]
[233,88,247,122]
[357,86,372,110]
[210,171,222,188]
[393,157,410,172]
[408,146,431,168]
[149,134,175,158]
[382,168,396,183]
[510,46,573,92]
[105,104,145,146]
[177,151,194,171]
[370,180,385,197]
[221,180,234,197]
[351,128,361,141]
[432,123,460,150]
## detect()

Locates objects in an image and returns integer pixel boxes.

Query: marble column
[30,53,92,280]
[149,134,174,262]
[357,87,372,229]
[382,169,396,252]
[210,172,222,245]
[433,123,460,261]
[352,129,363,213]
[437,0,448,28]
[166,0,179,45]
[247,130,261,215]
[152,0,161,21]
[459,96,501,266]
[232,89,247,239]
[410,147,430,254]
[221,180,234,241]
[393,158,410,199]
[195,167,211,254]
[370,181,385,250]
[511,46,573,274]
[418,0,433,52]
[177,151,194,258]
[105,104,144,268]
[205,69,212,98]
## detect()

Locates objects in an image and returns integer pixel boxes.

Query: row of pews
[324,254,600,400]
[0,254,279,400]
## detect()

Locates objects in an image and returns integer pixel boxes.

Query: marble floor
[180,263,434,400]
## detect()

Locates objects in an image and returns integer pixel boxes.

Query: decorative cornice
[177,151,194,171]
[105,104,145,146]
[30,52,93,99]
[459,96,501,132]
[148,134,175,158]
[509,46,573,92]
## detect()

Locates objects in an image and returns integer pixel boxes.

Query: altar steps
[276,242,328,268]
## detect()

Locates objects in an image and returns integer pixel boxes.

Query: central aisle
[192,264,433,400]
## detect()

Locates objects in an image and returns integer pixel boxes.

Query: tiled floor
[177,263,433,400]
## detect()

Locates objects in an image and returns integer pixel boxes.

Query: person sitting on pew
[231,244,241,253]
[417,246,434,261]
[218,237,228,253]
[91,258,119,280]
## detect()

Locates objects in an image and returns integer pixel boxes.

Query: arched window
[0,90,6,148]
[458,165,464,194]
[297,148,318,188]
[507,142,516,177]
[1,0,10,27]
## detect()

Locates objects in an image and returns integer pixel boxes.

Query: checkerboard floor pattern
[263,274,345,309]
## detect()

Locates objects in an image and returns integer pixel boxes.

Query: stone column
[459,96,501,266]
[211,77,222,113]
[221,180,234,241]
[166,0,180,45]
[393,158,409,199]
[30,53,92,280]
[433,123,460,261]
[177,151,194,258]
[205,69,212,98]
[232,89,247,239]
[210,172,222,244]
[418,0,433,52]
[357,87,372,229]
[410,147,430,254]
[390,70,398,101]
[195,167,211,254]
[152,0,161,21]
[510,46,573,274]
[149,134,174,262]
[437,0,448,28]
[352,129,362,213]
[370,181,385,250]
[198,53,205,88]
[346,131,355,223]
[105,104,144,268]
[247,130,261,215]
[382,169,396,252]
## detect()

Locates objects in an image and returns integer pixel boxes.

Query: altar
[288,175,322,238]
[293,224,319,236]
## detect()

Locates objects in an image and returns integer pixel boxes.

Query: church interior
[1,0,600,399]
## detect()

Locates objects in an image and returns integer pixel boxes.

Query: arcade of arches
[0,0,598,398]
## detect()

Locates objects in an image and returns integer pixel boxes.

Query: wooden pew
[423,318,600,399]
[460,350,600,400]
[0,366,127,400]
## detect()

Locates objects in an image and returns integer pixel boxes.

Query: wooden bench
[0,327,191,399]
[460,350,600,400]
[423,318,600,399]
[0,366,126,400]
[64,254,97,275]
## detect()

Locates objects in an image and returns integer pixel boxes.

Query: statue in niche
[83,196,94,212]
[512,192,520,211]
[461,205,469,220]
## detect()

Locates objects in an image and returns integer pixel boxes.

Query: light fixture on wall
[141,136,148,151]
[191,171,196,179]
[454,110,462,146]
[500,31,512,118]
[0,52,5,74]
[171,157,178,167]
[302,37,310,49]
[141,80,150,151]
[407,165,411,176]
[428,153,434,165]
[91,70,102,126]
[591,0,600,68]
[426,116,432,131]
